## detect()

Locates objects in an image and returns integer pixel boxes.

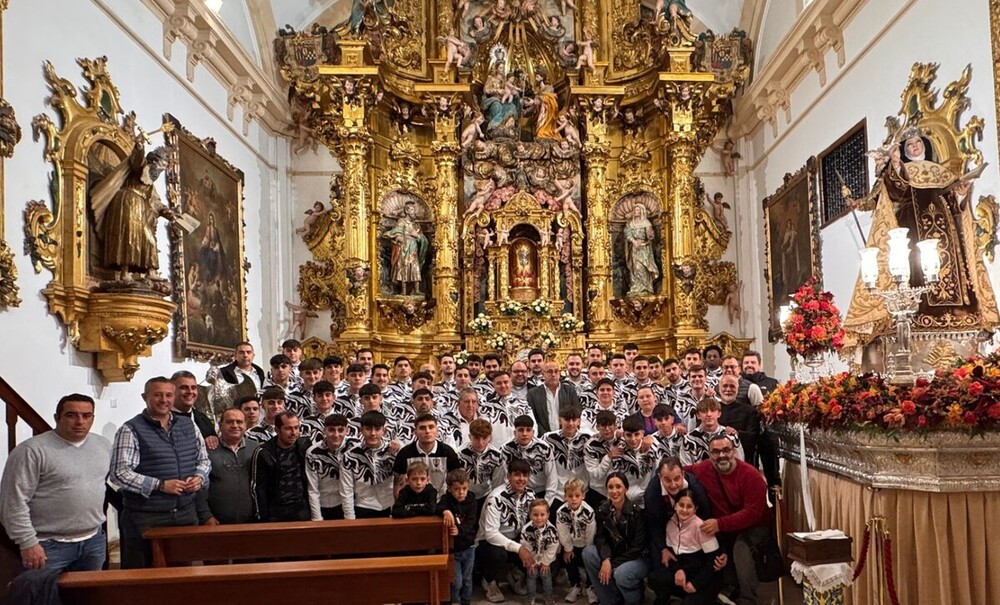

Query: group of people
[1,338,783,605]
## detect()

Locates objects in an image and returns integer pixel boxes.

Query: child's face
[564,489,584,511]
[674,496,696,521]
[559,416,580,437]
[530,505,549,527]
[597,423,616,441]
[470,434,491,453]
[449,481,469,502]
[515,426,534,445]
[623,430,643,451]
[362,424,385,448]
[655,415,675,436]
[698,409,721,429]
[408,473,429,493]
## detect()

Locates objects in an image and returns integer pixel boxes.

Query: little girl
[520,499,560,605]
[651,488,723,604]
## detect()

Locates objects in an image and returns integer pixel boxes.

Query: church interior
[1,0,999,603]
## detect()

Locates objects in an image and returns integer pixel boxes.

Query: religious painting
[164,114,248,361]
[763,157,822,341]
[819,120,868,226]
[609,192,663,299]
[377,191,433,299]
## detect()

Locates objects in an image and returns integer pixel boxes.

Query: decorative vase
[803,351,826,368]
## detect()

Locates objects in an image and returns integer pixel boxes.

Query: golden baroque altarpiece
[280,0,753,363]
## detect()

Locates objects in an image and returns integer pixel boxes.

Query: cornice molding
[143,0,289,136]
[733,0,866,138]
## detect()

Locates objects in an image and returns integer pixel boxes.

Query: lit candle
[916,238,941,284]
[886,228,911,285]
[859,247,880,290]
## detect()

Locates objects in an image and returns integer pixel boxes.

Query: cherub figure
[575,36,597,74]
[296,201,328,236]
[496,225,510,246]
[439,34,471,72]
[710,138,741,176]
[455,0,470,21]
[464,179,495,217]
[492,0,512,20]
[460,114,486,151]
[621,106,643,131]
[555,226,569,254]
[533,14,566,41]
[560,0,577,14]
[477,227,494,250]
[553,178,580,216]
[724,280,743,324]
[557,41,578,68]
[556,113,581,148]
[284,301,318,341]
[500,74,524,104]
[705,192,731,230]
[469,16,495,43]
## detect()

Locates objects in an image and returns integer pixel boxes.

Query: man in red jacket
[686,434,772,605]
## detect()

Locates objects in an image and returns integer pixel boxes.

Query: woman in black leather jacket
[582,472,649,605]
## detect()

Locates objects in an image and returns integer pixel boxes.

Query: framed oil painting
[763,157,822,342]
[164,114,248,361]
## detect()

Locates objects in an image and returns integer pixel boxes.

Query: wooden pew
[144,517,450,567]
[59,555,448,605]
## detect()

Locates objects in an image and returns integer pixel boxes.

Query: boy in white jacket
[555,479,597,603]
[521,499,560,605]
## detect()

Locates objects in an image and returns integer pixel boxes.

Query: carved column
[428,96,462,338]
[665,137,702,334]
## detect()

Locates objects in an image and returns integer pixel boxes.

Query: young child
[555,479,596,603]
[650,488,723,602]
[680,396,744,466]
[520,499,560,605]
[502,415,558,500]
[438,469,479,605]
[391,461,438,518]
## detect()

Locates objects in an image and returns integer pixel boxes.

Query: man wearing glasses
[686,434,772,605]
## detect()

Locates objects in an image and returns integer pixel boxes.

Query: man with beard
[355,348,375,380]
[741,351,779,400]
[171,371,218,448]
[526,349,546,387]
[510,360,531,400]
[563,353,587,395]
[251,412,311,522]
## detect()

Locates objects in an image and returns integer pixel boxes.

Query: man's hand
[388,440,402,454]
[683,581,697,594]
[518,545,536,568]
[599,559,613,585]
[640,436,653,453]
[674,423,688,436]
[20,545,46,570]
[539,563,550,574]
[182,476,204,493]
[701,518,719,536]
[661,548,675,566]
[204,436,220,450]
[203,517,220,526]
[563,549,575,564]
[713,553,728,571]
[724,427,737,436]
[160,479,186,495]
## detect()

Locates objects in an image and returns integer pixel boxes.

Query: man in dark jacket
[740,351,779,399]
[171,371,218,448]
[740,351,781,486]
[527,361,581,433]
[251,411,311,522]
[643,457,713,573]
[198,408,259,524]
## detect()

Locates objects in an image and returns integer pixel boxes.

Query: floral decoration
[761,355,1000,433]
[557,313,584,332]
[484,331,511,352]
[781,278,845,358]
[539,331,560,349]
[468,313,494,335]
[499,299,523,316]
[528,298,552,317]
[454,349,470,367]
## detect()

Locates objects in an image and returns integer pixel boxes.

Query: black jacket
[437,492,479,552]
[594,499,648,568]
[392,485,438,518]
[526,384,581,433]
[719,401,761,464]
[251,436,311,522]
[743,371,779,400]
[220,361,265,386]
[643,471,712,570]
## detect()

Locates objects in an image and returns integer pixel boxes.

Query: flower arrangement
[539,331,560,349]
[484,331,511,352]
[467,313,493,335]
[557,313,585,332]
[453,349,470,367]
[528,298,552,317]
[781,278,845,359]
[499,299,523,316]
[761,355,1000,433]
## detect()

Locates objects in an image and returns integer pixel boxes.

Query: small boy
[542,405,591,512]
[502,415,558,501]
[438,469,479,605]
[520,499,560,605]
[391,461,438,518]
[651,403,684,459]
[583,410,621,509]
[680,396,745,466]
[612,415,662,504]
[305,414,357,520]
[555,479,597,603]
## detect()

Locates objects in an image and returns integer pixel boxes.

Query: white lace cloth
[791,561,854,592]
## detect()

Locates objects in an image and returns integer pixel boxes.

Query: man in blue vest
[110,376,210,568]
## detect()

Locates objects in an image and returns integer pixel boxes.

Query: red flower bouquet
[782,278,846,359]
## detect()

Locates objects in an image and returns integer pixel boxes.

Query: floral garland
[453,349,470,367]
[557,313,584,332]
[782,278,845,358]
[484,331,511,352]
[498,299,523,316]
[761,355,1000,433]
[467,313,493,335]
[539,331,560,349]
[527,298,551,317]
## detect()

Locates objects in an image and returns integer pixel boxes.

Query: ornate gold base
[76,293,175,382]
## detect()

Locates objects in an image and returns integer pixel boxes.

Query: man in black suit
[214,341,265,390]
[526,361,581,433]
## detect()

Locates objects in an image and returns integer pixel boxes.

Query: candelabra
[859,228,941,384]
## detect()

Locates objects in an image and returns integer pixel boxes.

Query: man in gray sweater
[0,394,111,572]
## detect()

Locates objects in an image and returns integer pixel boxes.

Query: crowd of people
[0,339,784,605]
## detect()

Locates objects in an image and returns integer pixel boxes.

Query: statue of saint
[522,70,561,141]
[89,143,173,282]
[511,239,538,289]
[385,201,428,295]
[624,204,659,296]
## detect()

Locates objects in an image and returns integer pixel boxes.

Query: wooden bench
[59,554,448,604]
[144,517,450,567]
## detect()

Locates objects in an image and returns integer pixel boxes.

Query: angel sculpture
[575,37,597,74]
[464,178,496,217]
[710,138,741,176]
[460,114,486,151]
[553,178,580,216]
[560,0,577,14]
[284,301,318,341]
[288,116,320,155]
[439,34,471,72]
[532,14,566,41]
[556,113,581,148]
[557,41,578,69]
[725,280,744,324]
[296,201,327,237]
[705,192,731,230]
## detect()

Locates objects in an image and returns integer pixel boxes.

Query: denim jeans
[451,547,475,605]
[527,565,553,600]
[583,545,649,605]
[37,528,106,572]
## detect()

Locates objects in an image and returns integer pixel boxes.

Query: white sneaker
[564,585,581,602]
[483,580,505,603]
[585,586,598,604]
[716,594,737,605]
[508,568,528,596]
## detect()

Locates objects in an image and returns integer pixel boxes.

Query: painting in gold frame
[763,157,822,342]
[164,114,248,361]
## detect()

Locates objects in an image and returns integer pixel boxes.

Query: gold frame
[0,2,20,309]
[762,157,822,342]
[164,114,248,363]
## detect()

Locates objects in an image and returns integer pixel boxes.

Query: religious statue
[385,200,429,295]
[705,191,731,230]
[522,69,561,141]
[89,142,174,283]
[295,201,327,237]
[511,239,538,290]
[624,204,659,296]
[481,58,524,139]
[284,300,318,341]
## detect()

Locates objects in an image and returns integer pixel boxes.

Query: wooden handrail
[0,374,51,452]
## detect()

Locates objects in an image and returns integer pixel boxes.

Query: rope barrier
[852,524,872,580]
[883,535,901,605]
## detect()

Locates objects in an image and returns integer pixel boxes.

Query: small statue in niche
[284,300,318,341]
[347,265,369,296]
[575,36,598,74]
[705,191,731,230]
[89,141,175,283]
[385,200,429,296]
[296,201,327,237]
[440,34,472,72]
[624,204,659,297]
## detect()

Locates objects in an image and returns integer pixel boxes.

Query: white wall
[738,0,1000,378]
[0,0,292,464]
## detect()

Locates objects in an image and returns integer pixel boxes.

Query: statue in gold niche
[511,238,539,298]
[624,204,659,296]
[385,200,429,296]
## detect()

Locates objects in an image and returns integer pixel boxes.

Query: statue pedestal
[78,293,175,382]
